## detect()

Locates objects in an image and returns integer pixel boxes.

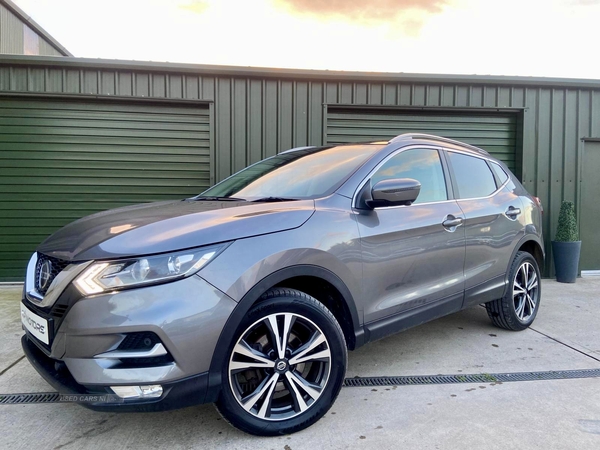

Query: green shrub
[555,201,579,242]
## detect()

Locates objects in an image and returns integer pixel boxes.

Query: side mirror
[364,178,421,208]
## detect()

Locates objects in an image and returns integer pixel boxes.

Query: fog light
[111,385,163,399]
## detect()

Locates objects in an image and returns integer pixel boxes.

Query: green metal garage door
[0,98,211,281]
[326,109,517,172]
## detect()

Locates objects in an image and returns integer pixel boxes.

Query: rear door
[445,150,525,307]
[356,146,466,328]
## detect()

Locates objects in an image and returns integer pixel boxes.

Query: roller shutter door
[326,109,517,171]
[0,98,211,281]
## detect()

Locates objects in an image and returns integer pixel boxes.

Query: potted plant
[552,201,581,283]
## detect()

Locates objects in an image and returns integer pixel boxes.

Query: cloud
[272,0,448,23]
[567,0,600,4]
[178,0,211,14]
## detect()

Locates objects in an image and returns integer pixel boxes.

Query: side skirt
[364,292,464,343]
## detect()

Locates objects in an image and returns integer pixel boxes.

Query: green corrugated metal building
[0,54,599,280]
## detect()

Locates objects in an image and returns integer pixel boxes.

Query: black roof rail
[389,133,489,155]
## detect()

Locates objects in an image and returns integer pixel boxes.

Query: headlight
[73,244,227,296]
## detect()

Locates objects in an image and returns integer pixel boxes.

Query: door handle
[442,217,464,228]
[505,206,521,218]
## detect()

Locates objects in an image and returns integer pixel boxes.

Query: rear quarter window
[490,162,509,185]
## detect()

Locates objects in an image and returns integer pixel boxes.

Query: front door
[356,147,466,325]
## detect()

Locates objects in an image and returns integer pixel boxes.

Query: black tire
[486,251,541,331]
[216,288,347,436]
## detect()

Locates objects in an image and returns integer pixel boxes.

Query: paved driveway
[1,279,599,449]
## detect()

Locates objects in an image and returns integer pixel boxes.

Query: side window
[490,162,509,186]
[371,148,447,204]
[447,152,497,199]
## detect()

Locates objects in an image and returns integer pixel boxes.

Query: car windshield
[199,144,383,200]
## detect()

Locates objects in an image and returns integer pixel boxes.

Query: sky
[13,0,600,79]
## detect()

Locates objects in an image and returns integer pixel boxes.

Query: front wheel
[486,251,541,331]
[216,288,347,436]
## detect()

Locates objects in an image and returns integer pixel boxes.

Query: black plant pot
[552,241,581,283]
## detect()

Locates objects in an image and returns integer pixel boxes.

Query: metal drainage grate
[2,369,600,404]
[343,368,600,387]
[0,392,61,404]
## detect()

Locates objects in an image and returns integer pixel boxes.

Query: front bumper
[22,335,213,412]
[21,274,237,409]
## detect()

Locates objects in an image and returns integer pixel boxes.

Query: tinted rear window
[448,152,497,199]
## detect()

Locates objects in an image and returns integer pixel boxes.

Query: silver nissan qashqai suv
[21,133,544,435]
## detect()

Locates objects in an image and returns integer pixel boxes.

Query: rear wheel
[486,251,541,331]
[216,288,347,436]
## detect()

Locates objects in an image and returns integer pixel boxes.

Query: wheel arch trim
[502,235,545,297]
[513,235,545,268]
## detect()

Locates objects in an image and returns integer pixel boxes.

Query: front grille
[34,253,70,296]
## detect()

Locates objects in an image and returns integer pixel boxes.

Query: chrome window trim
[371,198,456,211]
[453,177,510,202]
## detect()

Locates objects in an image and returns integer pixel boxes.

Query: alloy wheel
[512,261,539,322]
[228,312,332,421]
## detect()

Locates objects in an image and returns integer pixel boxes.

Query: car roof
[280,142,388,154]
[388,133,490,158]
[279,134,494,167]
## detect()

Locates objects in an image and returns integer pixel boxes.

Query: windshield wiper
[189,196,247,202]
[250,197,299,203]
